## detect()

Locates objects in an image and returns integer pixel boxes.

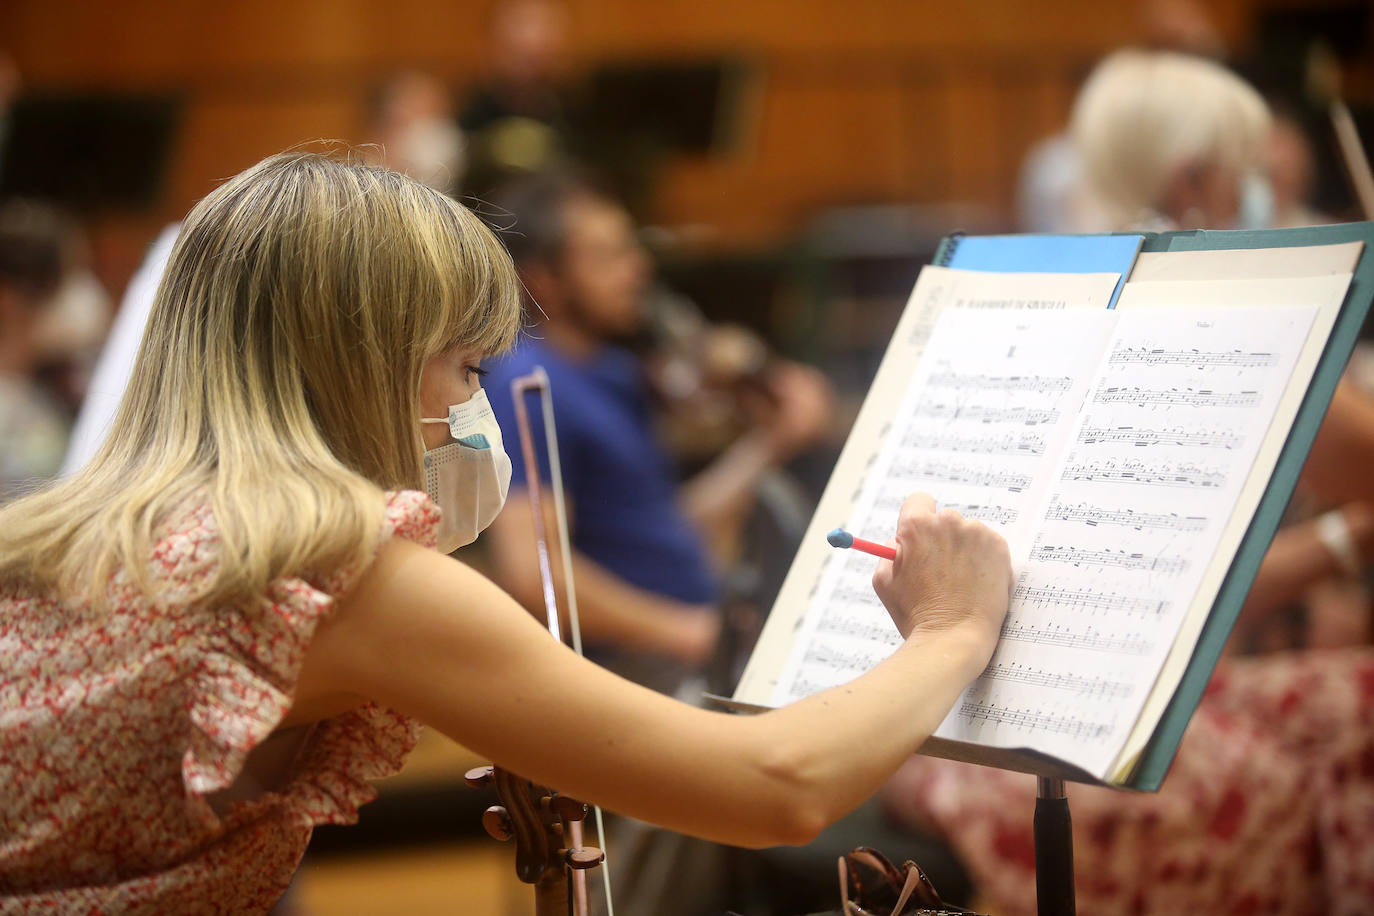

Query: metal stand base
[1034,777,1076,916]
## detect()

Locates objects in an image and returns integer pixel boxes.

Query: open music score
[767,301,1320,780]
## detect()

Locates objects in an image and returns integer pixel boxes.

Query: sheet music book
[730,247,1364,787]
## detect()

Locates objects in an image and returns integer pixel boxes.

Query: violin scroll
[465,765,605,914]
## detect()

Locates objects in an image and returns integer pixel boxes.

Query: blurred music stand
[0,93,181,211]
[576,57,758,217]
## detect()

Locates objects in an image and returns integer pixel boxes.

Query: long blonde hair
[0,151,522,609]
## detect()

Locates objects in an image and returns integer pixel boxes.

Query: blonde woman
[0,152,1011,911]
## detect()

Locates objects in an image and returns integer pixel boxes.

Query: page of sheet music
[771,308,1118,699]
[733,267,1122,703]
[770,303,1318,779]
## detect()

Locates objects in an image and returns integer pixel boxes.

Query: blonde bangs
[419,192,524,362]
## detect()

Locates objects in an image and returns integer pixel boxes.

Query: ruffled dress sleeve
[178,489,441,830]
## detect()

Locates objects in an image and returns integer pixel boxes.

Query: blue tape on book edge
[935,231,1145,308]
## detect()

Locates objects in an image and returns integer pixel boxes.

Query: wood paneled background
[2,0,1368,293]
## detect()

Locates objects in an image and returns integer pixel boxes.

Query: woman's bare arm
[296,495,1010,849]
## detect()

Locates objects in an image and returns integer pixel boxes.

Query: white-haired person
[881,50,1374,916]
[1069,48,1271,232]
[0,151,1013,911]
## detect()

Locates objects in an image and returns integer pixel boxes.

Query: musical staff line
[982,662,1134,700]
[1013,582,1170,617]
[999,621,1152,655]
[1061,458,1226,490]
[927,372,1074,394]
[817,612,900,644]
[787,677,834,699]
[1044,498,1208,532]
[802,643,889,672]
[894,461,1032,492]
[1093,386,1261,409]
[902,430,1046,456]
[957,701,1112,740]
[828,585,886,608]
[941,502,1020,525]
[1108,346,1279,369]
[1076,425,1243,450]
[911,403,1062,426]
[1030,543,1188,575]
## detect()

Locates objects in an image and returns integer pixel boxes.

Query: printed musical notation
[893,461,1032,492]
[1107,346,1280,369]
[1013,582,1169,617]
[816,612,900,645]
[902,430,1047,456]
[926,371,1074,394]
[1043,498,1207,532]
[828,584,886,609]
[942,502,1020,526]
[802,643,888,673]
[957,700,1112,741]
[874,493,1021,527]
[1060,458,1226,490]
[999,620,1152,655]
[765,292,1324,781]
[982,662,1134,700]
[788,677,835,699]
[911,402,1062,427]
[1029,543,1188,575]
[1093,386,1262,410]
[1076,425,1243,450]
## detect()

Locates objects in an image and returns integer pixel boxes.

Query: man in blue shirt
[481,175,830,694]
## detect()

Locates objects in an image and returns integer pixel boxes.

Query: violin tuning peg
[482,805,513,842]
[550,794,589,822]
[564,846,605,870]
[464,765,495,788]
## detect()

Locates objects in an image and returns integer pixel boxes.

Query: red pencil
[826,527,896,561]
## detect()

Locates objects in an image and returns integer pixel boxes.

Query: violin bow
[1310,42,1374,220]
[508,366,616,916]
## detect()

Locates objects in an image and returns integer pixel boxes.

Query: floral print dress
[0,491,440,913]
[883,647,1374,915]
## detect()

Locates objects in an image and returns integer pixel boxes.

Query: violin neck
[534,870,571,916]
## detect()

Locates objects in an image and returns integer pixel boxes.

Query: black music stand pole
[1034,777,1076,916]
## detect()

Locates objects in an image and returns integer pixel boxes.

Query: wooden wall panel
[0,0,1296,288]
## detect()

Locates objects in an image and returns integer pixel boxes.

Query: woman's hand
[871,493,1012,668]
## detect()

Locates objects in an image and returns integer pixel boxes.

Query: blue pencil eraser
[826,528,853,548]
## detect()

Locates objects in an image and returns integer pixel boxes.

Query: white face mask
[420,389,513,553]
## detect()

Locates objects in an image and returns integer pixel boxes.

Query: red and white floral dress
[883,647,1374,915]
[0,490,440,913]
